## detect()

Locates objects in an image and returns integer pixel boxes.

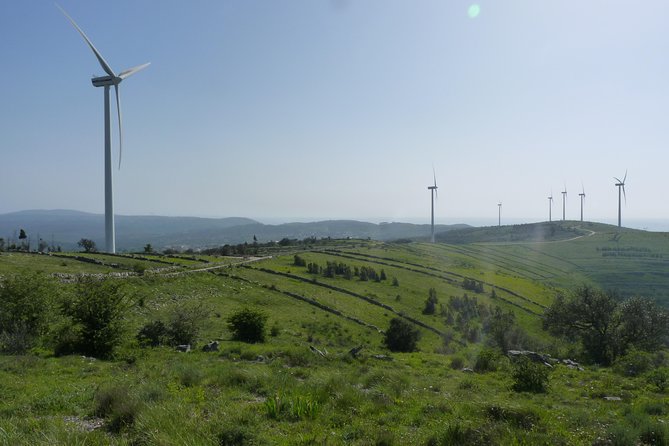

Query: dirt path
[475,228,596,246]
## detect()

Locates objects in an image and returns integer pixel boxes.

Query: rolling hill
[0,210,468,251]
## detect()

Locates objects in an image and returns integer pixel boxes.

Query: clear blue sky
[1,1,668,226]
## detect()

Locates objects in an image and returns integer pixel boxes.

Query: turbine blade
[119,62,151,80]
[623,170,627,183]
[622,185,626,204]
[432,167,437,188]
[115,85,123,169]
[56,4,116,77]
[614,177,622,183]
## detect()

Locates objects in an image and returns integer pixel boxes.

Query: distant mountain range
[0,210,469,251]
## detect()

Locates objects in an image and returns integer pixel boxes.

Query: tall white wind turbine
[547,192,553,222]
[614,171,627,228]
[561,186,567,221]
[579,185,586,222]
[427,170,438,243]
[58,5,149,253]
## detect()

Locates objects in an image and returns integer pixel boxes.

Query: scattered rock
[201,341,219,352]
[256,355,266,363]
[63,416,104,432]
[461,367,474,373]
[372,354,393,361]
[309,345,327,357]
[603,396,622,401]
[348,345,364,358]
[176,344,191,353]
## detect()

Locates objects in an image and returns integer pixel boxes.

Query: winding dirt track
[475,227,596,246]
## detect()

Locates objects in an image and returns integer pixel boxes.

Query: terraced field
[0,230,667,445]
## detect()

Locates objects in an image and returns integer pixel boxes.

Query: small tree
[227,308,267,343]
[143,243,153,254]
[423,288,438,315]
[383,318,420,352]
[60,277,129,358]
[78,238,97,253]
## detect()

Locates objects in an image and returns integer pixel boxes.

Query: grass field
[0,229,667,444]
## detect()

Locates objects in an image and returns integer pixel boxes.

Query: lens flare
[468,4,481,18]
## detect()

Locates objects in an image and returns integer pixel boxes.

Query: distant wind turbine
[614,171,627,227]
[579,185,586,222]
[561,186,567,221]
[58,5,150,253]
[427,169,438,243]
[547,192,553,222]
[497,202,502,227]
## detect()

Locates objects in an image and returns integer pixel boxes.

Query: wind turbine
[561,186,567,221]
[497,202,502,227]
[614,171,627,228]
[547,192,553,222]
[58,5,149,253]
[427,170,438,243]
[579,185,586,222]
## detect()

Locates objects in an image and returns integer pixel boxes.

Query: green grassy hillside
[436,221,669,306]
[0,240,667,445]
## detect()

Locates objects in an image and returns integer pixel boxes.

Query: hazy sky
[2,1,668,226]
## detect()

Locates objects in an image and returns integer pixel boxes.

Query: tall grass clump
[94,384,141,433]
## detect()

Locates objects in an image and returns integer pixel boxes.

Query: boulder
[201,341,219,352]
[176,344,191,353]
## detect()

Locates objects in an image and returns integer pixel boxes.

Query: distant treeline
[294,255,393,283]
[197,237,331,256]
[597,246,662,258]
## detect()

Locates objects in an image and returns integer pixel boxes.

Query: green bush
[136,320,169,347]
[166,302,209,346]
[60,277,129,359]
[614,349,654,377]
[474,348,500,373]
[383,318,420,352]
[511,356,550,393]
[0,272,56,353]
[227,308,268,343]
[646,367,669,393]
[94,384,140,433]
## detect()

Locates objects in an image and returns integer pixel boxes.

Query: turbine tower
[58,5,149,253]
[614,171,627,228]
[427,170,438,243]
[561,187,567,221]
[579,185,586,222]
[497,202,502,227]
[547,192,553,222]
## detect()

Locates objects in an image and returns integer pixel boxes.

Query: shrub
[614,349,654,377]
[136,320,169,347]
[485,405,539,430]
[511,356,550,393]
[166,302,209,346]
[227,308,268,343]
[450,356,465,370]
[0,272,56,353]
[423,288,438,315]
[383,318,420,352]
[474,348,500,373]
[218,424,254,446]
[94,385,140,433]
[132,262,147,275]
[61,277,129,359]
[646,367,669,393]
